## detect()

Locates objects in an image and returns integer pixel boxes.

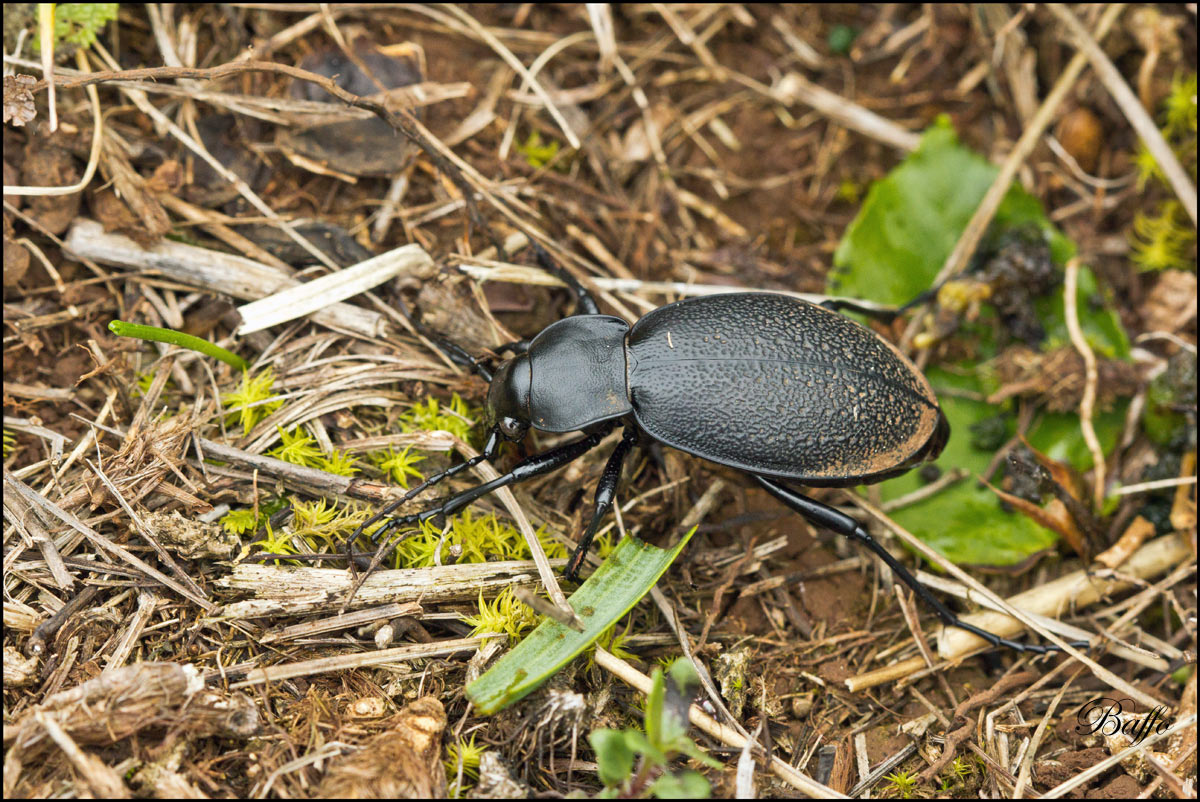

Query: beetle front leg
[752,475,1088,655]
[565,424,639,582]
[366,422,616,556]
[347,427,505,565]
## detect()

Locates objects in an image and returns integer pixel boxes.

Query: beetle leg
[495,338,531,355]
[819,289,936,323]
[565,424,639,581]
[753,475,1089,655]
[533,245,601,316]
[365,422,616,556]
[345,426,504,566]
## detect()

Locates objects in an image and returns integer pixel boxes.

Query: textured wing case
[626,293,941,483]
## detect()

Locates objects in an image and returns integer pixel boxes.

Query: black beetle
[358,251,1082,654]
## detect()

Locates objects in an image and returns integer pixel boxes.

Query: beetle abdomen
[626,293,942,484]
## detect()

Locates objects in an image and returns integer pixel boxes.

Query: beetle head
[485,355,531,441]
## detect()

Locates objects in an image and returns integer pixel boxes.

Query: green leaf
[831,118,1071,305]
[650,770,712,799]
[880,366,1125,565]
[465,528,697,714]
[645,665,666,748]
[830,118,1127,358]
[675,739,723,770]
[590,729,634,788]
[621,729,666,766]
[658,661,699,746]
[1034,266,1130,360]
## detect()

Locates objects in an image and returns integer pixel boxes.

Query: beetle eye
[499,416,527,440]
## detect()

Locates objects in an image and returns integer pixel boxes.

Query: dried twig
[1063,258,1106,508]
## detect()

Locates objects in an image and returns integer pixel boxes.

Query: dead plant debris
[3,5,1195,799]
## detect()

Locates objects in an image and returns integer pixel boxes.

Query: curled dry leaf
[3,73,37,126]
[985,478,1089,560]
[316,696,447,799]
[1143,270,1198,336]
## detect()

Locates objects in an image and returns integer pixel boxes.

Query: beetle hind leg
[753,475,1088,655]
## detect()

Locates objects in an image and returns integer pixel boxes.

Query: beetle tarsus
[753,475,1089,655]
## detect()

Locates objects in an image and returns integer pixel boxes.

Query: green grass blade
[465,528,697,714]
[108,320,250,371]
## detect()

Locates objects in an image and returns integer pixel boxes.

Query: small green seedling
[882,768,922,799]
[444,733,485,798]
[221,368,284,435]
[589,659,720,799]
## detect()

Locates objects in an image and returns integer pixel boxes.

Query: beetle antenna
[754,475,1091,655]
[531,245,601,316]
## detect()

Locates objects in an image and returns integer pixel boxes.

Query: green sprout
[1133,142,1166,192]
[33,4,119,53]
[220,496,290,537]
[399,393,479,444]
[267,425,324,467]
[252,523,300,565]
[222,369,284,435]
[3,429,15,459]
[318,448,360,477]
[220,508,261,535]
[594,617,637,664]
[444,734,485,798]
[389,509,559,569]
[589,660,719,799]
[371,446,426,489]
[289,497,357,550]
[593,528,617,561]
[1163,72,1197,137]
[108,320,248,371]
[515,130,561,169]
[1130,201,1194,272]
[462,586,538,644]
[883,769,922,799]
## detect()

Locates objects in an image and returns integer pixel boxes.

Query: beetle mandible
[357,249,1082,655]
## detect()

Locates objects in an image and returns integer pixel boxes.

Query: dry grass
[3,5,1196,798]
